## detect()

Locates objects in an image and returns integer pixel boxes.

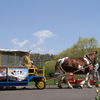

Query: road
[0,86,99,100]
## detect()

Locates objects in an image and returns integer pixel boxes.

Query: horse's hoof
[59,87,62,89]
[67,86,74,89]
[79,85,83,89]
[70,87,74,89]
[87,86,92,88]
[58,85,62,89]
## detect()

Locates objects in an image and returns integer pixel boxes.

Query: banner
[9,68,28,82]
[0,68,7,81]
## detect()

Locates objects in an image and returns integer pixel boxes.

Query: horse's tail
[55,61,60,73]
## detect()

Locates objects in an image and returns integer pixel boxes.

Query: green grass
[74,74,85,79]
[28,75,100,86]
[28,75,85,86]
[28,81,35,86]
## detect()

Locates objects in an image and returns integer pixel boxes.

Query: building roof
[0,49,30,57]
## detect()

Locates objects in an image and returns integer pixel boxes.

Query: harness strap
[81,57,87,66]
[86,55,93,64]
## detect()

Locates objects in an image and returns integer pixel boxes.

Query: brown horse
[55,51,97,89]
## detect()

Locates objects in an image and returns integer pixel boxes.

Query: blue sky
[0,0,100,54]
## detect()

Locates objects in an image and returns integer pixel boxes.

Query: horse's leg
[79,72,90,88]
[65,74,73,89]
[58,70,63,88]
[87,73,92,88]
[87,80,92,88]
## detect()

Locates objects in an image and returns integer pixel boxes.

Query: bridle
[85,52,97,65]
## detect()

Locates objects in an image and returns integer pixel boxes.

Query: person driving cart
[23,52,33,67]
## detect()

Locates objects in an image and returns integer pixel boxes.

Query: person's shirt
[93,63,99,72]
[23,55,32,66]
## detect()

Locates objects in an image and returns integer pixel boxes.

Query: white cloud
[30,30,56,53]
[31,30,56,48]
[10,39,28,48]
[50,50,54,54]
[10,30,56,54]
[10,39,17,45]
[32,30,56,39]
[33,48,46,53]
[18,40,28,47]
[30,39,44,48]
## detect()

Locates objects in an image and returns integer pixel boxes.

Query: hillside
[30,53,56,68]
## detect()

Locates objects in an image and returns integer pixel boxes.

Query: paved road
[0,86,99,100]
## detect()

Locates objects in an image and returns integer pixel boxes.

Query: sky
[0,0,100,55]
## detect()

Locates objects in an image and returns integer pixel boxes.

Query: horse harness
[60,53,96,73]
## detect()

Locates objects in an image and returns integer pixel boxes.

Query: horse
[55,51,97,89]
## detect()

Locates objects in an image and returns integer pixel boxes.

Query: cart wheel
[36,80,46,89]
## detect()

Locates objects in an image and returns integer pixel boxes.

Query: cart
[0,49,46,89]
[60,74,93,85]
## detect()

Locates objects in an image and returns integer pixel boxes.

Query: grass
[28,79,58,86]
[28,75,100,86]
[28,75,85,86]
[28,81,35,86]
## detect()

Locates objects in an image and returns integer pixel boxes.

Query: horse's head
[85,51,97,65]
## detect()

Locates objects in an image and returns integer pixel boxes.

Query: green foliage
[30,53,55,68]
[44,60,56,78]
[55,37,99,60]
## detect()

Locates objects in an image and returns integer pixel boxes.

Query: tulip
[98,84,100,88]
[96,89,99,93]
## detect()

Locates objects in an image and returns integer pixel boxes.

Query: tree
[55,37,99,59]
[71,37,99,57]
[44,60,56,78]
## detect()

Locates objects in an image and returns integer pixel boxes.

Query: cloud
[31,30,56,48]
[10,39,28,48]
[30,39,44,48]
[50,50,54,54]
[10,39,17,45]
[32,30,56,39]
[30,30,56,53]
[10,30,56,54]
[33,48,46,53]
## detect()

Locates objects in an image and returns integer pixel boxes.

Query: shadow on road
[0,85,96,91]
[46,85,82,89]
[0,87,38,91]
